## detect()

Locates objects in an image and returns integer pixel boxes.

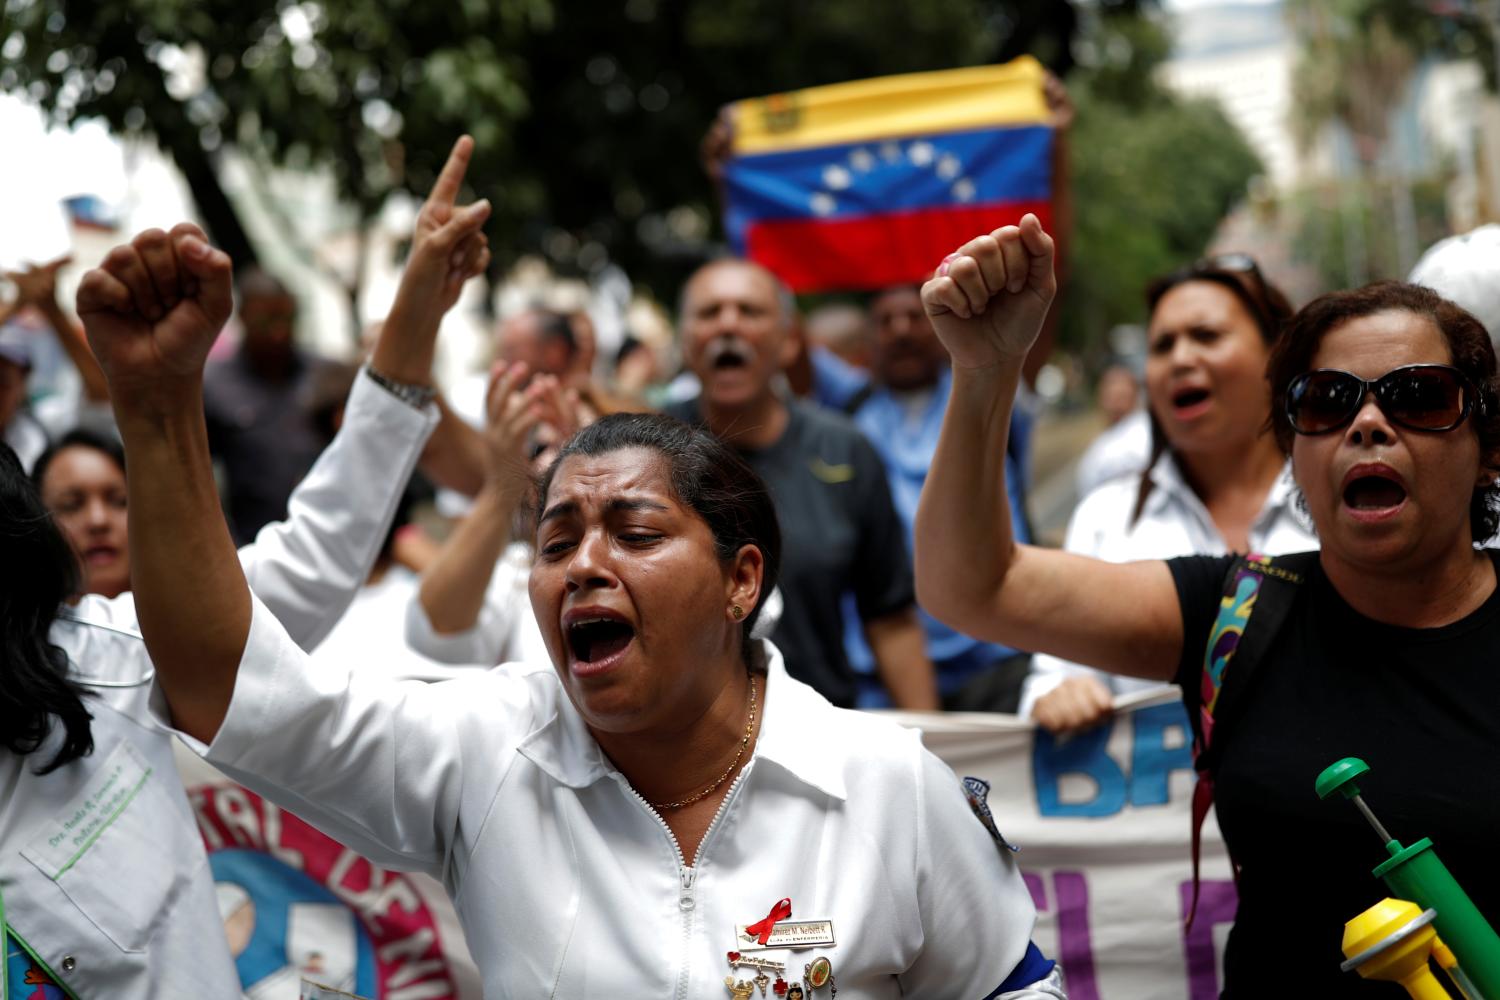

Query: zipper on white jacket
[618,761,755,1000]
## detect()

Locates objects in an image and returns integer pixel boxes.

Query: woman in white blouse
[76,210,1066,995]
[1021,256,1317,731]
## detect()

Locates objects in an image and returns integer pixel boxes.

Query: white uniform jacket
[1020,453,1318,716]
[187,595,1065,999]
[1,371,437,1000]
[404,539,550,668]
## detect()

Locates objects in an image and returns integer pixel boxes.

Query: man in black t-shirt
[665,258,938,710]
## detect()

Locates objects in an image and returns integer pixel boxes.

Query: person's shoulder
[417,658,567,740]
[788,399,881,461]
[766,658,924,777]
[428,657,560,699]
[1073,473,1142,522]
[1076,411,1152,480]
[791,397,862,435]
[805,698,927,780]
[662,395,704,427]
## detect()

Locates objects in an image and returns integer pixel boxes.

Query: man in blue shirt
[848,283,1036,711]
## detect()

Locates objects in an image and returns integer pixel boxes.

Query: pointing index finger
[429,135,475,209]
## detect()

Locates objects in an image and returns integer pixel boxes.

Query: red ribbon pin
[745,897,793,945]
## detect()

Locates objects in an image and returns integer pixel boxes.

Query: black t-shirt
[1171,551,1500,998]
[666,398,915,706]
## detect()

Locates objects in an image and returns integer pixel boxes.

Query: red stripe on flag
[744,201,1052,293]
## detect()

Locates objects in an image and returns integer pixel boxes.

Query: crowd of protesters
[5,75,1500,998]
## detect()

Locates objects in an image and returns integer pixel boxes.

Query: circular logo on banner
[188,782,464,999]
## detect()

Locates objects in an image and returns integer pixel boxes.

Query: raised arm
[912,216,1182,682]
[78,224,248,742]
[238,136,491,648]
[81,138,493,742]
[10,256,111,403]
[415,362,548,642]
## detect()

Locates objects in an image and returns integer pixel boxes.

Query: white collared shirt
[2,372,437,999]
[404,539,551,668]
[188,596,1062,999]
[1020,453,1318,715]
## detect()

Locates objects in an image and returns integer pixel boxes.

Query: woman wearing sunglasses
[1021,254,1316,733]
[915,216,1500,996]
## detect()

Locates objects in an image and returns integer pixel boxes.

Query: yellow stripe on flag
[729,57,1048,156]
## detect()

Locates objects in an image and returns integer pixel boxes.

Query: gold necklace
[650,675,757,811]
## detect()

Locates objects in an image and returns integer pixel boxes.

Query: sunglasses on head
[1195,252,1261,278]
[1158,253,1264,286]
[1150,253,1276,333]
[1285,364,1486,435]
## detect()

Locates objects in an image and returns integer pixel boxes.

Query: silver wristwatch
[363,363,437,409]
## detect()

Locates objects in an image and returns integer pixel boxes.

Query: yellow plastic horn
[1341,898,1449,1000]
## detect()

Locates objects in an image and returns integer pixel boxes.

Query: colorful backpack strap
[1184,551,1315,929]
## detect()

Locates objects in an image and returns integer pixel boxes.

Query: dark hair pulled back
[535,413,782,654]
[32,427,127,492]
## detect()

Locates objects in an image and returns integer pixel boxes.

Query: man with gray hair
[665,257,938,710]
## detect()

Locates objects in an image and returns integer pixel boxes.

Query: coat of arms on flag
[722,57,1054,293]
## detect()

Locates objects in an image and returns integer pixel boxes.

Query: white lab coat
[184,594,1066,999]
[404,539,550,668]
[0,371,436,1000]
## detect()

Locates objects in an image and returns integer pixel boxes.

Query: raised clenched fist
[76,224,233,413]
[920,213,1056,372]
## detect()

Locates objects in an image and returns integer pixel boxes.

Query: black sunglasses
[1285,364,1485,435]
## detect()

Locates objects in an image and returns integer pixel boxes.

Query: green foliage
[1,0,548,265]
[2,0,1218,337]
[0,0,1069,294]
[1056,11,1263,355]
[506,0,1017,297]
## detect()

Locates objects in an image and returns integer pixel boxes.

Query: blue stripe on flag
[725,125,1051,232]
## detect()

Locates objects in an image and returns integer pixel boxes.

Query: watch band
[363,364,437,410]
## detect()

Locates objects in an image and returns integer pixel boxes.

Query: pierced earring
[731,605,745,621]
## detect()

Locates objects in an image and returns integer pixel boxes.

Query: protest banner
[172,746,482,1000]
[888,689,1236,1000]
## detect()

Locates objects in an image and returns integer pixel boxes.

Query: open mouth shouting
[1170,385,1212,421]
[706,337,754,371]
[1340,464,1409,523]
[83,543,122,566]
[563,606,637,677]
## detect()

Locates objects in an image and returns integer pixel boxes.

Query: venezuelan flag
[723,57,1052,293]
